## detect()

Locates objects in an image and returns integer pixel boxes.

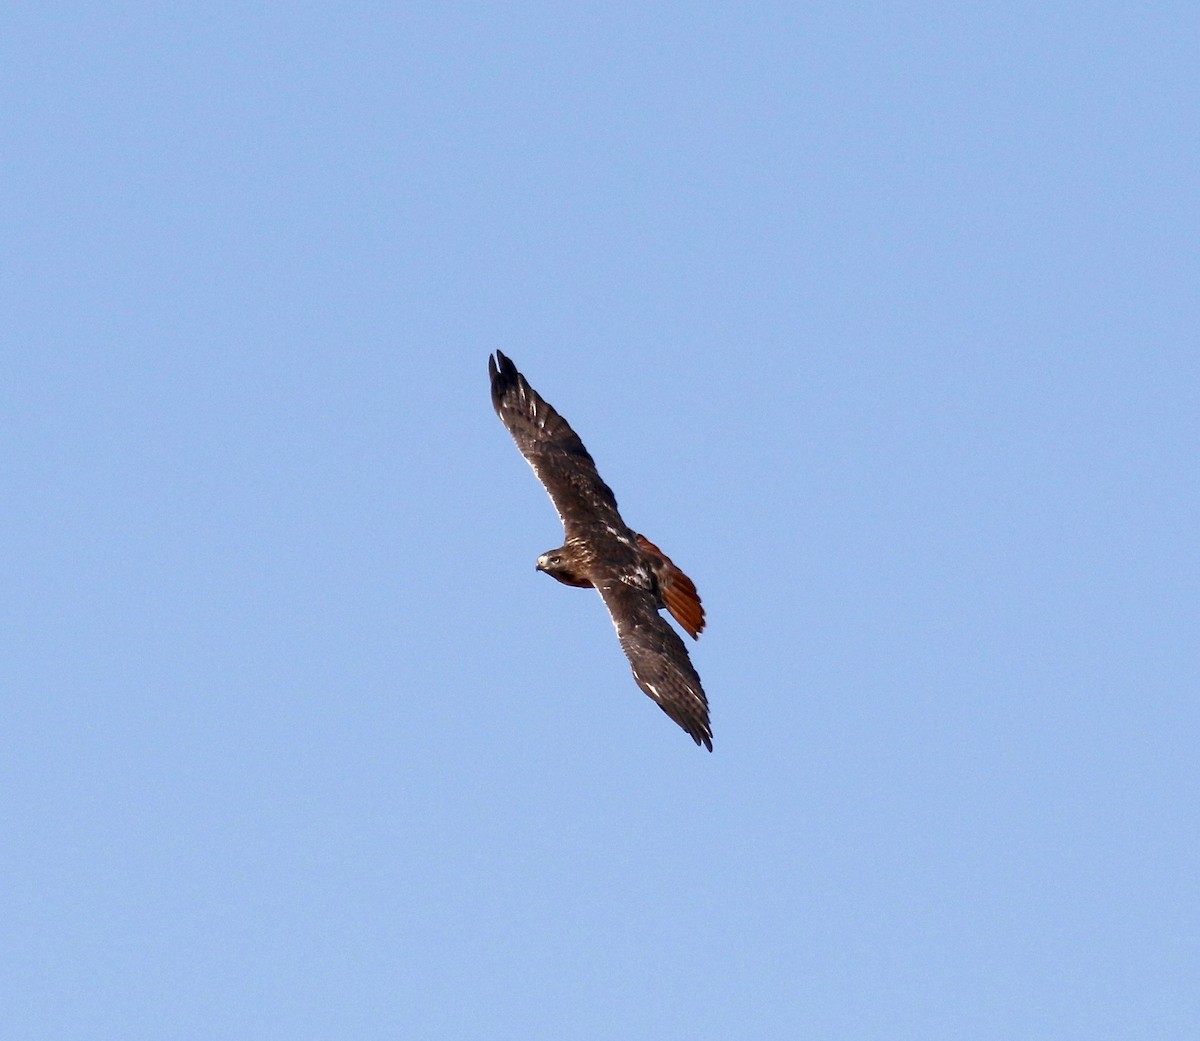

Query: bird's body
[488,351,712,750]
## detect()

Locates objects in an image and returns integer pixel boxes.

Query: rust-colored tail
[636,534,706,640]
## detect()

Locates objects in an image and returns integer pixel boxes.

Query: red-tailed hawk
[489,351,712,750]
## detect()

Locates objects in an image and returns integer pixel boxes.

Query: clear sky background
[3,4,1197,1039]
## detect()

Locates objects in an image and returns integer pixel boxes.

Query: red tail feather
[636,534,706,639]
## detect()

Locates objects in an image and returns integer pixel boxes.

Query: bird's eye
[550,555,561,565]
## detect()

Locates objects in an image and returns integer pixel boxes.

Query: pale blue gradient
[3,4,1196,1039]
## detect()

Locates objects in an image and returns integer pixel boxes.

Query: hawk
[489,350,712,750]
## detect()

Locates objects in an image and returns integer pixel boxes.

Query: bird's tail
[636,534,706,640]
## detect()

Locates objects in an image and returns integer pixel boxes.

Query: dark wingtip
[680,714,713,751]
[490,351,515,379]
[489,351,521,410]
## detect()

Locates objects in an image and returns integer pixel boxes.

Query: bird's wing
[489,351,628,540]
[593,574,713,750]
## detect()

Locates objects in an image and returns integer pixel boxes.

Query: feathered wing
[594,576,713,751]
[489,351,713,750]
[489,351,627,539]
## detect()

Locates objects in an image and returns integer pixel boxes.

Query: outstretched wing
[594,575,713,751]
[489,351,627,540]
[490,351,712,751]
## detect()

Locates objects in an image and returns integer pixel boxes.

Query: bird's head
[536,546,591,588]
[536,550,564,574]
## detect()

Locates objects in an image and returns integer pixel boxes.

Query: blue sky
[3,3,1197,1038]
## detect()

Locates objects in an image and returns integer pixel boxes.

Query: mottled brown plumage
[489,351,712,750]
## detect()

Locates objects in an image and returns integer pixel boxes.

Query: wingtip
[489,351,522,410]
[684,718,713,751]
[490,350,515,378]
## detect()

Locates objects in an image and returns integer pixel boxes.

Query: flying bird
[489,350,712,750]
